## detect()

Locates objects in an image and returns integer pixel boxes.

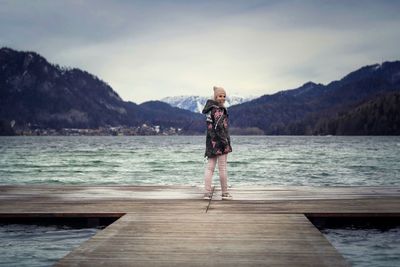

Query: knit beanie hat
[213,86,226,100]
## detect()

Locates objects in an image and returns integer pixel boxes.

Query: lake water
[1,136,400,266]
[0,224,98,267]
[322,227,400,267]
[1,136,399,186]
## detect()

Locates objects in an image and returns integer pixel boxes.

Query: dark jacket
[202,99,232,158]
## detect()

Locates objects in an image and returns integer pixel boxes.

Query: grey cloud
[1,0,400,102]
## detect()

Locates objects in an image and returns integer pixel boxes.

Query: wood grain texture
[1,185,399,266]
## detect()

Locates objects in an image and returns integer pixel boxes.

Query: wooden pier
[1,185,400,266]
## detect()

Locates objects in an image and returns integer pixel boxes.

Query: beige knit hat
[213,86,226,100]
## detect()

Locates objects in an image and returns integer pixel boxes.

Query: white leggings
[204,154,228,193]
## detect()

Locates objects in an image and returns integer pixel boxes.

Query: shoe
[203,192,212,200]
[221,192,233,200]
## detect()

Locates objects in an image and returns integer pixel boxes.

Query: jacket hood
[202,99,224,114]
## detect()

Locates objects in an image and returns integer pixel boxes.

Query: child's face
[216,93,226,105]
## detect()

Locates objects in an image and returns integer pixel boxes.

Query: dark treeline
[313,92,400,135]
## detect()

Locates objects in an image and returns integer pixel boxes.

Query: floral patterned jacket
[202,99,232,158]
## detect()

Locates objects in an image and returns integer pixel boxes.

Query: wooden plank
[207,198,400,214]
[212,186,400,200]
[56,213,349,267]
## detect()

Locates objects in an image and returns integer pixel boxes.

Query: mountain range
[1,47,399,135]
[161,95,254,113]
[0,47,203,135]
[227,62,400,135]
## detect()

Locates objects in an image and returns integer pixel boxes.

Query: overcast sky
[1,0,400,103]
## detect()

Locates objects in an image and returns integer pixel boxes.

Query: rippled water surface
[0,224,98,267]
[322,227,400,267]
[0,136,399,186]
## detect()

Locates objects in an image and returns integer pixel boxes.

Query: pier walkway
[1,185,400,266]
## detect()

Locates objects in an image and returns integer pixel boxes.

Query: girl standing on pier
[202,86,233,200]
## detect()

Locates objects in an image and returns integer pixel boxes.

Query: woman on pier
[202,86,233,200]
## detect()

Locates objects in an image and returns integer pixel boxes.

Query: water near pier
[322,227,400,267]
[0,136,399,186]
[0,224,99,267]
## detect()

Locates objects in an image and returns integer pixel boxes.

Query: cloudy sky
[1,0,400,103]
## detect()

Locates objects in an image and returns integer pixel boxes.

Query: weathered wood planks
[1,185,399,266]
[56,213,349,267]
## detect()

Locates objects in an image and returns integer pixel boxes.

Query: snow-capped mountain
[161,95,255,113]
